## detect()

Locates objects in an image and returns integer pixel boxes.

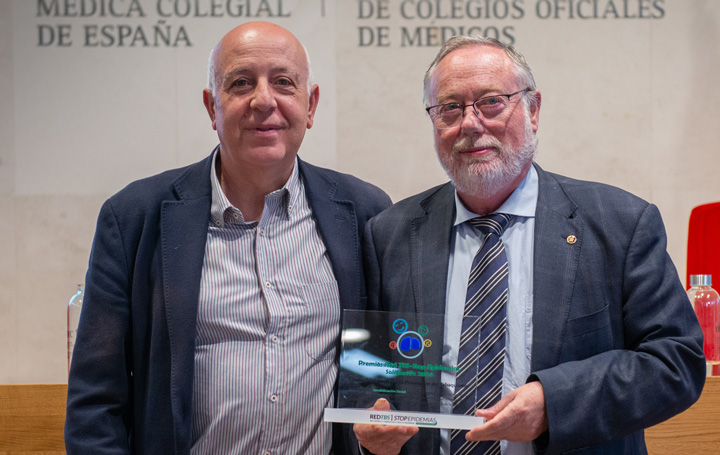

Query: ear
[202,89,218,131]
[529,90,541,133]
[306,84,320,129]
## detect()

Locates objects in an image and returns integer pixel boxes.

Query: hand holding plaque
[353,398,419,455]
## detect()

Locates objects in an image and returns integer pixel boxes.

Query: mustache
[452,135,503,153]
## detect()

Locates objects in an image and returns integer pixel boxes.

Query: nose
[249,79,277,112]
[459,104,486,134]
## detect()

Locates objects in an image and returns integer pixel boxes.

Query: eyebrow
[221,67,250,87]
[436,88,506,104]
[221,66,301,87]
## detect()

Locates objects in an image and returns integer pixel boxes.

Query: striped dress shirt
[191,152,340,455]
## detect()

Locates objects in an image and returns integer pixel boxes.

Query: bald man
[65,22,391,455]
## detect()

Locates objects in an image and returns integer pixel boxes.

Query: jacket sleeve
[65,199,133,455]
[532,203,706,453]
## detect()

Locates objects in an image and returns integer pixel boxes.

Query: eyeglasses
[425,88,531,129]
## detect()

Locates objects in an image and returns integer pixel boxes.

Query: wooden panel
[0,380,716,454]
[646,376,720,455]
[0,384,67,454]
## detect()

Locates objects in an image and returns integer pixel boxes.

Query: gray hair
[206,44,315,96]
[423,35,538,111]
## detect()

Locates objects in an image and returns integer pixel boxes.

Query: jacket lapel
[407,183,455,426]
[411,183,456,315]
[160,154,213,452]
[531,165,583,371]
[299,159,362,310]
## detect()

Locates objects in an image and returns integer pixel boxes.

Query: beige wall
[1,0,719,383]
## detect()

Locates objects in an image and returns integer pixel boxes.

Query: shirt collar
[453,164,539,227]
[209,148,301,227]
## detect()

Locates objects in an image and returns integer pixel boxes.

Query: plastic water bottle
[687,275,720,376]
[67,284,83,372]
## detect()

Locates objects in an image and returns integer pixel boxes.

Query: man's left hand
[466,381,548,442]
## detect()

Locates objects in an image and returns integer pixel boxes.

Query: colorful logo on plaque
[391,319,431,359]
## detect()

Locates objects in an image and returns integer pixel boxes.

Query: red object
[686,202,720,289]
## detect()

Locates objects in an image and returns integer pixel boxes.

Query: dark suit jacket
[65,152,392,455]
[362,164,705,454]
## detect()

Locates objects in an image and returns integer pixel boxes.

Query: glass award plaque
[324,310,486,430]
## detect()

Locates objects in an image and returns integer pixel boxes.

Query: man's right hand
[353,398,419,455]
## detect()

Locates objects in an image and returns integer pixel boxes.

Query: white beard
[437,112,537,200]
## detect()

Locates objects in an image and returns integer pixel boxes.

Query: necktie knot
[468,213,512,237]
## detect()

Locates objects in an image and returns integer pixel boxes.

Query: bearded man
[352,35,705,455]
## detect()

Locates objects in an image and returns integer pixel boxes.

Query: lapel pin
[566,235,577,245]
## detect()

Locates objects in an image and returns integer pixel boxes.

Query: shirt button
[259,229,265,236]
[265,281,271,288]
[270,394,278,403]
[271,336,279,343]
[264,452,271,455]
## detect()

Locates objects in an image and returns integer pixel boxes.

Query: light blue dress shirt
[440,166,538,455]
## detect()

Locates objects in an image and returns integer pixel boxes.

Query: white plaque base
[324,408,486,430]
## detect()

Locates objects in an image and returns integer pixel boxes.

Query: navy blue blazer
[65,152,391,455]
[362,164,705,454]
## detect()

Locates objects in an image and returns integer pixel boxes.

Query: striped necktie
[451,213,512,455]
